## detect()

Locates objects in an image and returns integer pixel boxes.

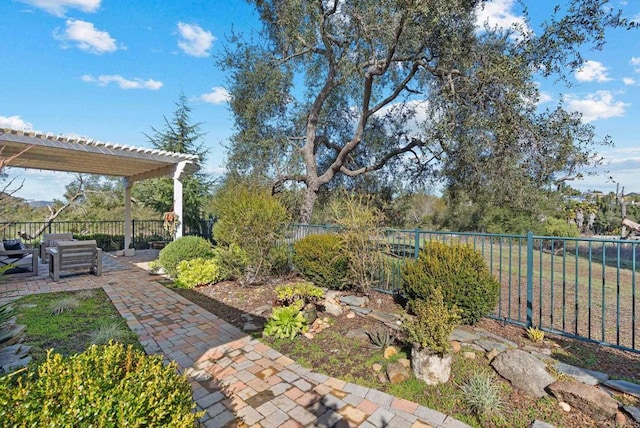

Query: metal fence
[0,220,170,250]
[288,224,639,353]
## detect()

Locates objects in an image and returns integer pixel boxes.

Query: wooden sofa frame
[48,240,102,281]
[39,233,74,262]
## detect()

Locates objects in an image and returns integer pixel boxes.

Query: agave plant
[365,329,394,349]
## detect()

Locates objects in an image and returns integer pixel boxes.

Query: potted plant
[403,287,461,385]
[124,242,135,257]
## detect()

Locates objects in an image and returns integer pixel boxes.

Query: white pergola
[0,128,200,248]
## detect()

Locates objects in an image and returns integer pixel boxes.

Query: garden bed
[176,279,640,428]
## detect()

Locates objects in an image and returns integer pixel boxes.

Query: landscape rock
[398,358,410,368]
[346,328,369,341]
[491,349,554,398]
[615,411,627,426]
[346,312,356,319]
[372,363,383,372]
[411,347,452,385]
[243,322,260,332]
[303,332,315,339]
[548,380,619,421]
[386,361,410,384]
[450,341,461,353]
[383,346,398,359]
[473,328,519,348]
[350,306,372,315]
[486,349,500,361]
[0,355,31,373]
[553,362,609,386]
[523,345,552,356]
[558,402,571,412]
[529,420,555,428]
[184,368,211,382]
[250,305,272,316]
[323,301,343,316]
[604,379,640,399]
[449,328,480,343]
[463,352,476,360]
[302,303,318,324]
[368,310,400,324]
[377,373,388,383]
[474,339,508,353]
[623,405,640,423]
[339,295,368,307]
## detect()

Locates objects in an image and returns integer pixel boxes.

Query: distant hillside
[27,200,52,208]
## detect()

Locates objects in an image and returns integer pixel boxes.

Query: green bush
[263,302,308,339]
[541,217,580,237]
[76,234,124,251]
[292,234,348,289]
[175,257,222,289]
[275,282,324,306]
[212,243,248,280]
[211,182,289,283]
[402,241,500,325]
[404,287,461,354]
[267,244,290,276]
[158,236,213,278]
[0,343,203,427]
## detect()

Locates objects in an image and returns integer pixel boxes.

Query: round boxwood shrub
[292,234,348,289]
[175,257,222,289]
[158,236,213,278]
[0,343,203,427]
[402,241,500,325]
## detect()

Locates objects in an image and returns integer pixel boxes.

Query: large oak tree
[222,0,635,223]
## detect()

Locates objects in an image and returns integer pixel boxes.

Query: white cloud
[565,91,628,122]
[82,74,163,90]
[475,0,529,33]
[575,60,611,82]
[54,19,118,54]
[538,91,553,104]
[18,0,100,16]
[631,57,640,73]
[177,22,215,57]
[623,77,636,85]
[0,116,33,130]
[200,87,230,104]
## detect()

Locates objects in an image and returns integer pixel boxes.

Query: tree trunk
[299,187,319,224]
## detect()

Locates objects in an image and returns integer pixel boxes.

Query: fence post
[414,228,420,259]
[526,231,534,327]
[132,220,136,249]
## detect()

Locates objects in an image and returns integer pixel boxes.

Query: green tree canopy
[221,0,635,223]
[134,93,214,233]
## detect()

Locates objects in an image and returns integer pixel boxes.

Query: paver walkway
[3,252,470,428]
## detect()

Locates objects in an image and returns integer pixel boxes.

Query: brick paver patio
[2,251,470,428]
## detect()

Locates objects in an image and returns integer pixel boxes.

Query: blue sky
[1,0,639,202]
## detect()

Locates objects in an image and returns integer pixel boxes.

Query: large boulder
[548,381,619,422]
[491,349,555,398]
[411,346,452,385]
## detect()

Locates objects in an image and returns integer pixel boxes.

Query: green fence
[288,224,639,353]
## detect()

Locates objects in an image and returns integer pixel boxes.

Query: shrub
[402,241,500,325]
[0,343,203,426]
[541,217,580,238]
[263,302,308,339]
[330,193,387,294]
[275,282,324,306]
[175,257,222,289]
[403,287,461,354]
[158,236,213,278]
[267,244,290,276]
[211,182,289,283]
[292,234,348,289]
[526,326,545,343]
[212,243,248,280]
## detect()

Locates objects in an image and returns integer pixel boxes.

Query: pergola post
[173,162,187,240]
[123,178,133,249]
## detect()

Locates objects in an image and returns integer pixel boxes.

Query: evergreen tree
[134,93,213,234]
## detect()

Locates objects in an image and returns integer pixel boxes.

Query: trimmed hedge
[159,236,213,278]
[402,241,500,325]
[292,234,348,290]
[0,343,203,427]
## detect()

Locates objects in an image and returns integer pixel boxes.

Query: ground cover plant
[12,288,140,363]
